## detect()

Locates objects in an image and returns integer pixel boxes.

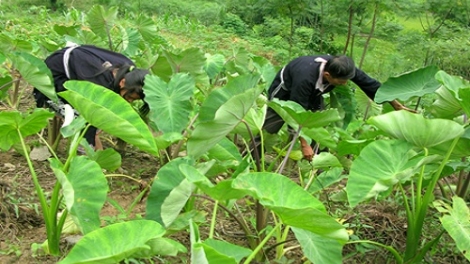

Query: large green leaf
[302,127,338,149]
[355,88,382,118]
[145,158,195,227]
[252,55,276,91]
[51,157,108,234]
[134,15,159,43]
[187,86,264,159]
[368,111,465,148]
[336,139,371,156]
[307,167,345,194]
[150,56,173,82]
[0,33,33,53]
[199,74,261,122]
[59,81,158,156]
[429,86,464,118]
[429,71,470,118]
[11,52,58,103]
[190,220,209,264]
[434,197,470,261]
[430,127,470,158]
[232,105,266,139]
[346,140,415,207]
[53,24,79,37]
[201,239,251,264]
[224,47,251,75]
[331,85,356,128]
[131,237,187,258]
[59,220,166,264]
[205,138,244,176]
[232,172,348,242]
[144,74,195,133]
[162,48,209,86]
[0,75,13,99]
[435,70,470,97]
[204,53,225,80]
[119,27,140,56]
[180,164,246,201]
[268,99,342,129]
[0,109,53,151]
[311,152,342,169]
[375,65,440,103]
[89,148,121,172]
[86,5,118,41]
[458,88,470,117]
[207,137,242,164]
[292,227,343,264]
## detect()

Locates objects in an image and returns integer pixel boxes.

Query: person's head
[323,55,356,86]
[112,64,150,115]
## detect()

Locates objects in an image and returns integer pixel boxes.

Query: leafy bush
[139,0,223,26]
[221,12,247,35]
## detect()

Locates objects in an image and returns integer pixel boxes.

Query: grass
[397,17,426,32]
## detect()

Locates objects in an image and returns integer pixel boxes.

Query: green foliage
[221,13,248,35]
[3,2,470,263]
[59,220,185,264]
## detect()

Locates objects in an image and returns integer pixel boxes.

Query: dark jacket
[267,55,381,111]
[33,45,135,146]
[45,44,134,94]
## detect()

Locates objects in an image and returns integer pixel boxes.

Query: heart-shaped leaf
[368,111,464,148]
[59,81,158,156]
[375,65,440,103]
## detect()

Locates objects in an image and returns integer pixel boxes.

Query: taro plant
[142,66,353,263]
[46,80,187,262]
[345,67,470,262]
[0,33,58,110]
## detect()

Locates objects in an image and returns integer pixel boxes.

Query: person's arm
[352,69,416,113]
[389,100,417,113]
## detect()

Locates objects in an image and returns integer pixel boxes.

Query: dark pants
[250,107,323,159]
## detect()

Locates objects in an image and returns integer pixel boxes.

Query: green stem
[209,200,218,239]
[18,131,60,255]
[415,148,428,210]
[56,209,68,242]
[63,124,91,170]
[347,240,402,263]
[192,194,256,249]
[244,222,281,264]
[404,137,459,261]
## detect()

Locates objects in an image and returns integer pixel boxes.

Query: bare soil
[0,88,466,264]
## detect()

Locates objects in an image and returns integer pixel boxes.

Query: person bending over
[261,54,414,161]
[33,44,149,150]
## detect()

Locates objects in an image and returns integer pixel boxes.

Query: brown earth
[0,87,467,264]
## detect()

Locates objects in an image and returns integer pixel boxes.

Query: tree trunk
[319,0,324,52]
[288,5,294,57]
[358,2,378,69]
[343,1,355,55]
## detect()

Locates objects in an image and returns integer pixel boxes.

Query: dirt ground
[0,88,467,263]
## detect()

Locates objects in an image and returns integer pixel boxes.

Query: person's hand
[301,144,314,162]
[389,100,417,113]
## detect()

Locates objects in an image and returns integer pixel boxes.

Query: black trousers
[250,107,322,159]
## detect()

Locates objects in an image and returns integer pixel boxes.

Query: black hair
[324,55,356,79]
[112,64,150,116]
